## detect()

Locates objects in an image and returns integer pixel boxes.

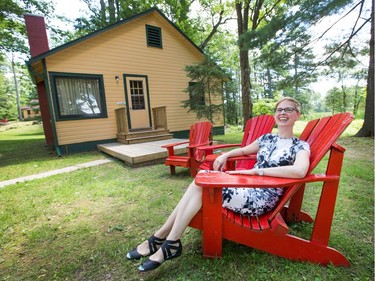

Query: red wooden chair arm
[226,155,257,163]
[187,141,212,149]
[195,172,339,189]
[161,141,189,149]
[187,141,213,163]
[200,154,257,171]
[226,155,257,161]
[196,143,241,152]
[162,141,189,157]
[197,143,241,158]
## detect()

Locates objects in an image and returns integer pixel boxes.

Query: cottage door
[124,75,151,130]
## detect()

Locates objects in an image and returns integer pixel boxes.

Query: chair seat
[165,156,190,168]
[190,206,289,232]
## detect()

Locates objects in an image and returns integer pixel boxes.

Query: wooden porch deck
[97,138,189,167]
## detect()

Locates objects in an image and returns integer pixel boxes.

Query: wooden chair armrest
[202,154,257,164]
[204,154,221,162]
[332,142,346,152]
[196,143,241,152]
[161,141,189,149]
[187,141,212,149]
[226,155,257,162]
[196,144,241,163]
[195,172,339,188]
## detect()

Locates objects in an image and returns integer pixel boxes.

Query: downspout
[41,58,61,156]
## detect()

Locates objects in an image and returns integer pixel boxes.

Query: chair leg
[190,168,197,177]
[170,166,176,175]
[285,185,312,223]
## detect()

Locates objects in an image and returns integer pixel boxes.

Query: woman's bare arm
[227,149,310,179]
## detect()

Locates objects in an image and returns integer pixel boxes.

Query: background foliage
[0,0,372,135]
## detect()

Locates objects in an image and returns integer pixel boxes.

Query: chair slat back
[241,115,276,147]
[307,113,353,172]
[189,121,212,160]
[268,112,354,221]
[236,115,275,170]
[298,118,320,141]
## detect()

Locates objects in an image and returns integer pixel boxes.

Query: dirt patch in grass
[338,137,374,162]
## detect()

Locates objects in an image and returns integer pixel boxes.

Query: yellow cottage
[25,8,224,155]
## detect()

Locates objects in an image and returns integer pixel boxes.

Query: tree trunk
[108,0,116,22]
[355,2,374,137]
[100,0,106,24]
[11,57,22,121]
[239,50,252,122]
[236,2,253,126]
[115,0,120,20]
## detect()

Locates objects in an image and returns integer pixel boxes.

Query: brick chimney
[24,14,50,57]
[24,14,54,147]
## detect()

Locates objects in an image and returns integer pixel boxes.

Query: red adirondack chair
[189,113,354,266]
[162,121,212,177]
[198,115,275,171]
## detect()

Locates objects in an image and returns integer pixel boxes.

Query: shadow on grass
[0,139,55,167]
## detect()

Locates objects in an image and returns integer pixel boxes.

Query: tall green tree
[236,0,354,124]
[251,26,317,113]
[223,77,240,125]
[190,0,235,50]
[0,0,55,59]
[182,58,227,124]
[235,0,252,126]
[325,87,345,114]
[74,0,194,37]
[277,28,317,109]
[356,0,374,137]
[0,71,17,120]
[0,0,55,120]
[74,0,159,33]
[323,42,367,112]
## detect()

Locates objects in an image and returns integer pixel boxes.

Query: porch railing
[115,106,168,134]
[115,107,128,134]
[152,106,168,130]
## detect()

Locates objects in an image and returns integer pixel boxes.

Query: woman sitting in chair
[126,97,310,272]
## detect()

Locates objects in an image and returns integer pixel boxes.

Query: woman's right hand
[213,154,227,171]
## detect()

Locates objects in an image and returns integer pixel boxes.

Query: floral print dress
[222,134,310,217]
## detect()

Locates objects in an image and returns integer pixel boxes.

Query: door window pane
[130,80,145,110]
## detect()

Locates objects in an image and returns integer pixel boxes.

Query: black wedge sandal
[138,239,182,272]
[126,235,166,260]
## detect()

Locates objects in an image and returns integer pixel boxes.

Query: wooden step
[123,134,173,144]
[127,129,170,139]
[117,129,173,144]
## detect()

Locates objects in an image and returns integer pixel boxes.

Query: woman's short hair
[275,97,301,112]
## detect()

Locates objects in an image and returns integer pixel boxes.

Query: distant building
[21,99,40,119]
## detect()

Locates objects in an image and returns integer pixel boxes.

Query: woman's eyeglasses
[275,107,297,113]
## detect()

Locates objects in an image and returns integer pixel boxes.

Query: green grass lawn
[0,122,107,181]
[0,120,373,280]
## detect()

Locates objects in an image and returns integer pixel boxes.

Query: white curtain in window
[56,77,101,116]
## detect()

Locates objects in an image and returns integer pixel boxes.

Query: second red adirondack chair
[162,121,212,177]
